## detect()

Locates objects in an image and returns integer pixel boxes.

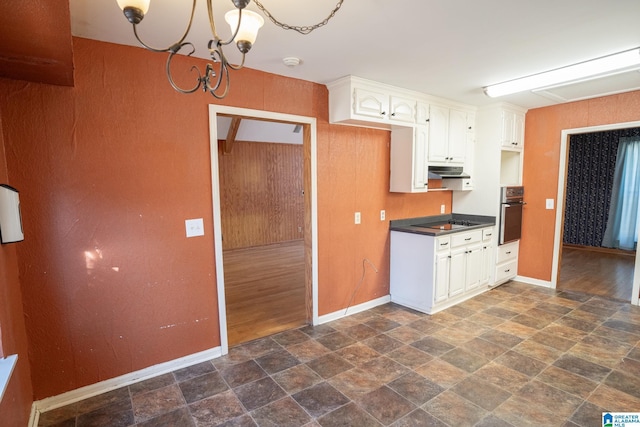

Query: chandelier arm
[226,53,246,71]
[207,63,231,99]
[252,0,344,35]
[165,44,203,94]
[204,48,227,94]
[130,0,198,53]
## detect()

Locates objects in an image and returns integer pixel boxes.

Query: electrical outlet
[546,199,554,210]
[355,212,361,224]
[440,204,446,214]
[380,210,386,221]
[185,218,204,237]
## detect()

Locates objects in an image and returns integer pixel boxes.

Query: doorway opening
[552,121,640,305]
[208,106,318,354]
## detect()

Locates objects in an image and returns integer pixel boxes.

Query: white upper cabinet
[389,95,417,123]
[428,106,472,165]
[390,125,429,193]
[328,77,418,129]
[416,102,430,125]
[501,109,525,150]
[353,88,388,119]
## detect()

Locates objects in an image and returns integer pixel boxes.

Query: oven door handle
[504,201,526,206]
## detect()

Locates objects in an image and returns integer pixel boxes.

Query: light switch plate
[355,212,361,224]
[546,199,554,210]
[380,210,386,221]
[185,218,205,237]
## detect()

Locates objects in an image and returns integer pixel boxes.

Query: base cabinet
[494,241,519,285]
[390,227,493,314]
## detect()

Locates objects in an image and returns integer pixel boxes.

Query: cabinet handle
[505,269,511,273]
[425,119,430,122]
[440,242,449,246]
[381,111,387,116]
[465,237,472,241]
[448,255,452,259]
[391,112,396,116]
[506,251,511,254]
[486,233,492,237]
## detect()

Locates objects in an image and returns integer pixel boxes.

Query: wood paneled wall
[218,140,304,250]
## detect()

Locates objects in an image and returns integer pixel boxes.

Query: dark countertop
[389,213,496,236]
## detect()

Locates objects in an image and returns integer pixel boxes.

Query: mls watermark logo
[603,412,640,427]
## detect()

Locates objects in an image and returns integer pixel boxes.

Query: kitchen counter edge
[389,214,496,237]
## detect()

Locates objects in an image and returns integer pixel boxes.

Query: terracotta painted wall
[520,90,640,281]
[0,37,451,400]
[0,110,33,426]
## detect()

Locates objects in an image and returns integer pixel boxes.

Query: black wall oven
[499,186,525,245]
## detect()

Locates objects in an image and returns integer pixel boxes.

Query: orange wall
[0,37,452,400]
[520,91,640,281]
[0,107,33,426]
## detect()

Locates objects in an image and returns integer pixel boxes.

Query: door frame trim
[552,120,640,305]
[208,105,319,354]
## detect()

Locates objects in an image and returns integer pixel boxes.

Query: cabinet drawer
[482,228,495,242]
[451,230,482,248]
[495,259,518,282]
[435,236,451,252]
[496,242,519,263]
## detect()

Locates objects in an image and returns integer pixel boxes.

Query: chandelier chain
[252,0,344,35]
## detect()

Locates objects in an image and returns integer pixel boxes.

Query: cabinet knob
[391,112,396,116]
[425,118,430,122]
[381,111,387,116]
[506,251,511,255]
[505,269,511,273]
[468,126,472,130]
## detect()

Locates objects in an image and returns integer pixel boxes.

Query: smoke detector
[283,57,301,67]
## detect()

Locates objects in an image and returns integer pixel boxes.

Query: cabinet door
[390,96,416,123]
[449,247,466,297]
[480,243,492,285]
[513,113,525,149]
[413,125,429,190]
[434,252,450,303]
[500,110,515,148]
[353,88,388,119]
[416,102,430,125]
[428,105,449,162]
[465,243,483,291]
[447,109,467,164]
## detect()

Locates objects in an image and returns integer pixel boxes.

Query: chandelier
[116,0,344,99]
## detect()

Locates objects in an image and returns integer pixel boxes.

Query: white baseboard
[30,346,222,426]
[318,295,391,325]
[514,275,553,288]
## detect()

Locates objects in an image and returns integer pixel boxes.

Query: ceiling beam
[224,117,241,154]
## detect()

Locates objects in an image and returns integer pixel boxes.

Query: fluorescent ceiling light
[484,48,640,98]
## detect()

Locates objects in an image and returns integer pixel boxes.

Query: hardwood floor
[558,246,636,301]
[223,240,307,346]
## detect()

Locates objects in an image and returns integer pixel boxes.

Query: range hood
[428,165,471,179]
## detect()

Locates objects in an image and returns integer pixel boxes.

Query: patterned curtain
[563,127,640,247]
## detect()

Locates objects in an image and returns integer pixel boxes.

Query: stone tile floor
[38,282,640,427]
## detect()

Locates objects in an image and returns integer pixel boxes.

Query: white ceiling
[70,0,640,110]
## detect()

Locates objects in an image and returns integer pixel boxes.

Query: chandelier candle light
[116,0,344,99]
